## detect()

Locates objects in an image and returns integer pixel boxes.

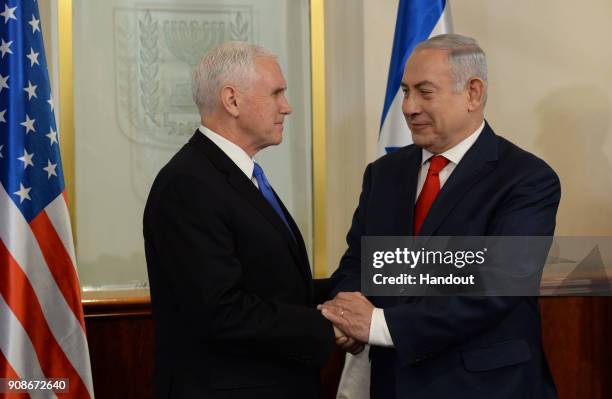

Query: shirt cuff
[368,308,394,347]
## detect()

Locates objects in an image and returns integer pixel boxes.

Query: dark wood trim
[82,289,151,318]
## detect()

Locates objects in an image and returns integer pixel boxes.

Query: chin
[273,131,283,145]
[266,137,282,147]
[411,135,430,149]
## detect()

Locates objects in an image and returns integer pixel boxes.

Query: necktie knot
[428,155,449,175]
[253,162,266,183]
[253,162,273,191]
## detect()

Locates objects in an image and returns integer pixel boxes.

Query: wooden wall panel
[84,290,153,399]
[83,292,611,399]
[540,297,612,399]
[86,315,154,399]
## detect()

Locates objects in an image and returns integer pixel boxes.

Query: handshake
[317,292,374,355]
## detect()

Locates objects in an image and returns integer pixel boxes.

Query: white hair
[192,41,276,115]
[415,33,488,104]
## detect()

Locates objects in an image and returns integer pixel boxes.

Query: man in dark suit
[320,34,560,398]
[144,42,357,399]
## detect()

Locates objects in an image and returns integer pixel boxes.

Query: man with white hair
[322,34,560,398]
[144,42,356,399]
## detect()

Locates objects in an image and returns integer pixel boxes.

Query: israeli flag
[377,0,453,156]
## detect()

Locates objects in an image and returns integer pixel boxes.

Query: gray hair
[192,41,275,115]
[415,33,488,103]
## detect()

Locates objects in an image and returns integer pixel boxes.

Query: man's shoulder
[484,129,561,205]
[371,144,421,170]
[156,139,210,181]
[495,132,558,179]
[145,133,222,205]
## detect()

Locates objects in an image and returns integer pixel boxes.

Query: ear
[220,85,240,117]
[466,77,485,111]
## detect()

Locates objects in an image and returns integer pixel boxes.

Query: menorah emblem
[163,20,226,68]
[162,11,250,68]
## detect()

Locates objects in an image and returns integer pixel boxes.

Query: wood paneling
[540,297,612,399]
[83,291,611,399]
[84,290,153,399]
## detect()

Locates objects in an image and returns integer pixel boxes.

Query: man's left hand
[318,292,374,343]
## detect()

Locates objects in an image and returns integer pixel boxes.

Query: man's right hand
[333,325,365,355]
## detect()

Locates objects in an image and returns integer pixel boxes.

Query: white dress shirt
[199,125,259,188]
[368,121,486,347]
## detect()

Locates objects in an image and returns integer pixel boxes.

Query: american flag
[0,1,94,397]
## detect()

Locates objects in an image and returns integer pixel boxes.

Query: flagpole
[58,0,76,242]
[311,0,328,278]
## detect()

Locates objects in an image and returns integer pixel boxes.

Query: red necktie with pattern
[414,155,450,235]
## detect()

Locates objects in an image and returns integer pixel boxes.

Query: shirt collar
[421,120,486,165]
[199,125,255,180]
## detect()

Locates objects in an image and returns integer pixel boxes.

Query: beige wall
[324,0,368,274]
[39,1,52,54]
[324,1,398,275]
[325,0,612,274]
[453,0,612,236]
[38,1,58,115]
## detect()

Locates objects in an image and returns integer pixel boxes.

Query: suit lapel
[189,132,310,281]
[395,148,422,235]
[275,193,313,280]
[373,148,422,309]
[226,173,310,280]
[418,122,499,236]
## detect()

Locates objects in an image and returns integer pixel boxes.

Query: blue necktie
[253,163,295,239]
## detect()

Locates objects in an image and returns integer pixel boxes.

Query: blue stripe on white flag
[377,0,452,156]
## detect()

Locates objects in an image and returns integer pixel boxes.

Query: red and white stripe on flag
[0,189,94,398]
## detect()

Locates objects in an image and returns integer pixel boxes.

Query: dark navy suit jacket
[331,122,560,399]
[144,132,335,398]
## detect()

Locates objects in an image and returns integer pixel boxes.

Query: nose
[402,92,420,117]
[280,94,292,115]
